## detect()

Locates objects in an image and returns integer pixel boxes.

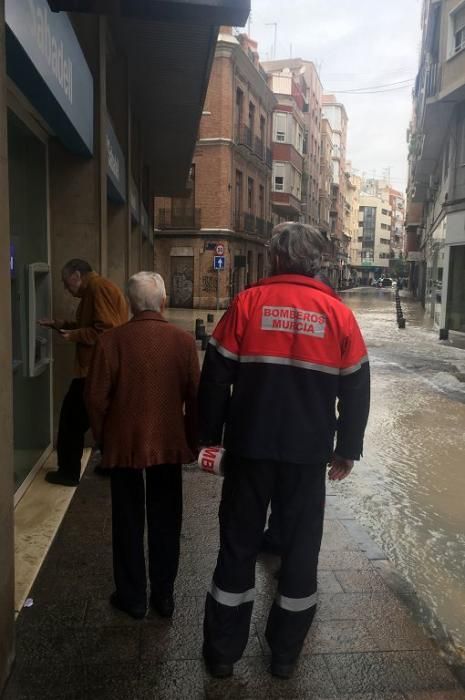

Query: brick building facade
[154,29,276,308]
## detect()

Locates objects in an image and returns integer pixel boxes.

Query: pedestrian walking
[199,222,370,679]
[85,272,199,620]
[39,259,128,486]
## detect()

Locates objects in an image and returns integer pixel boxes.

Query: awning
[50,0,250,196]
[49,1,250,26]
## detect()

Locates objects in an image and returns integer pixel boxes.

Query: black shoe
[109,592,146,620]
[94,464,111,477]
[204,660,233,679]
[150,593,174,618]
[45,471,79,487]
[270,659,295,680]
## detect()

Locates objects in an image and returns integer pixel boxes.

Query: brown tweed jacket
[63,272,128,377]
[85,311,200,468]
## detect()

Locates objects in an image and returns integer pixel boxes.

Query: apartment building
[345,168,362,277]
[353,191,392,283]
[154,30,276,308]
[263,66,306,225]
[322,95,350,285]
[262,59,323,229]
[389,188,406,260]
[319,117,333,237]
[406,0,465,334]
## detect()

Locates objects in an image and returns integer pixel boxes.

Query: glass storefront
[447,245,465,333]
[8,111,52,492]
[425,220,446,327]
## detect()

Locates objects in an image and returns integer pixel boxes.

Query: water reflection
[341,289,465,659]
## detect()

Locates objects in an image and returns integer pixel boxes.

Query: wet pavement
[3,289,465,699]
[4,450,465,699]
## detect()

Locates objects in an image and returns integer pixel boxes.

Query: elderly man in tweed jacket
[85,272,199,620]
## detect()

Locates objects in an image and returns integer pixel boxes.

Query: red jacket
[199,275,370,464]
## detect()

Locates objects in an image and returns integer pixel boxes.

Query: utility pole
[265,22,277,59]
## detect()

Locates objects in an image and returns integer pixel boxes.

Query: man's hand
[328,454,354,481]
[60,331,72,342]
[38,318,65,330]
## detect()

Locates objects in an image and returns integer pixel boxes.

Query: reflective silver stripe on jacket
[211,340,369,377]
[340,355,370,376]
[275,592,318,612]
[209,337,240,361]
[209,581,255,607]
[240,354,340,376]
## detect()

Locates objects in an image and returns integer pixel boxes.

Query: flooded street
[342,288,465,660]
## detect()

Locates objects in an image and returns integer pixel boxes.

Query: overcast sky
[246,0,423,192]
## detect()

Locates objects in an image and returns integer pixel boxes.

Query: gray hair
[127,272,166,314]
[269,222,325,277]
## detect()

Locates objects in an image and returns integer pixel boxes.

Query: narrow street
[340,288,465,660]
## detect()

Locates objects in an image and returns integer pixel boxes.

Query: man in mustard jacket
[39,259,128,486]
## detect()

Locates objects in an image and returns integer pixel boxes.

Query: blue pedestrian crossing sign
[214,256,225,270]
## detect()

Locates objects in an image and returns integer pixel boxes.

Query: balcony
[256,217,273,238]
[235,125,271,168]
[234,213,273,238]
[425,62,441,98]
[254,136,264,160]
[157,208,201,229]
[244,212,256,233]
[272,191,301,217]
[236,124,253,149]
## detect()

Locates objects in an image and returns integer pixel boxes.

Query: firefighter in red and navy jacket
[199,222,370,680]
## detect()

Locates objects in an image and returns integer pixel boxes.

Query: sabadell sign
[5,0,94,155]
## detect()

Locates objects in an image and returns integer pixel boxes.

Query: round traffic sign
[215,244,225,256]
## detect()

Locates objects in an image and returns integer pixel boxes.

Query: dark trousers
[56,378,90,481]
[204,456,326,665]
[110,465,183,609]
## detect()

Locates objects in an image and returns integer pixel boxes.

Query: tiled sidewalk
[3,455,465,699]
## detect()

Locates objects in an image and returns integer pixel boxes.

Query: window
[247,177,254,212]
[236,89,243,135]
[235,170,243,221]
[275,176,284,191]
[249,102,256,134]
[260,116,266,145]
[382,208,389,216]
[259,184,265,218]
[273,163,286,192]
[274,113,287,142]
[453,5,465,54]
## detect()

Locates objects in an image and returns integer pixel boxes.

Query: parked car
[375,277,393,288]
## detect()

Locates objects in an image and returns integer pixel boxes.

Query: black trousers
[204,455,326,665]
[56,378,90,481]
[110,465,183,609]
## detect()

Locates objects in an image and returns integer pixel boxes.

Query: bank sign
[5,0,93,155]
[106,116,126,204]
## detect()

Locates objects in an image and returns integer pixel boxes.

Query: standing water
[342,287,465,660]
